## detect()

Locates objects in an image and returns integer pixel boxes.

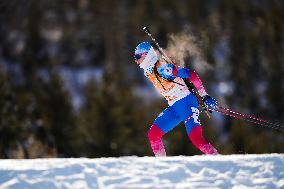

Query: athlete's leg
[148,124,166,157]
[148,106,181,157]
[184,107,218,155]
[188,125,218,155]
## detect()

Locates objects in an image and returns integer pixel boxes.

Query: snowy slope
[0,154,283,189]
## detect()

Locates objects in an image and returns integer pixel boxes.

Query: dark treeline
[0,0,283,158]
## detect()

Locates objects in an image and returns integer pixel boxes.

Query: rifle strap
[153,63,166,90]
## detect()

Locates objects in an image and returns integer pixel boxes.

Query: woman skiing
[134,41,218,156]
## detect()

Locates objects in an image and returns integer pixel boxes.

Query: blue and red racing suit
[145,61,218,156]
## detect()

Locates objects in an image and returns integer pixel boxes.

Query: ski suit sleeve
[186,69,208,97]
[157,63,208,97]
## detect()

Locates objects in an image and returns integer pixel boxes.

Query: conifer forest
[0,0,283,158]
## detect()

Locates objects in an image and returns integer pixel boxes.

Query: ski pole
[209,107,284,132]
[217,106,283,129]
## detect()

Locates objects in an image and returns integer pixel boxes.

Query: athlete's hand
[202,95,218,110]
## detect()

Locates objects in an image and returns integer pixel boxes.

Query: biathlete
[134,41,218,156]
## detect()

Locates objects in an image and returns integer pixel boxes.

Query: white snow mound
[0,154,284,189]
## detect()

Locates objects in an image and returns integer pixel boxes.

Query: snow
[0,154,283,189]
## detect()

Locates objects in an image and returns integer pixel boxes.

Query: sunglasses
[134,53,147,61]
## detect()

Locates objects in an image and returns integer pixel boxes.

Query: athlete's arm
[157,63,208,97]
